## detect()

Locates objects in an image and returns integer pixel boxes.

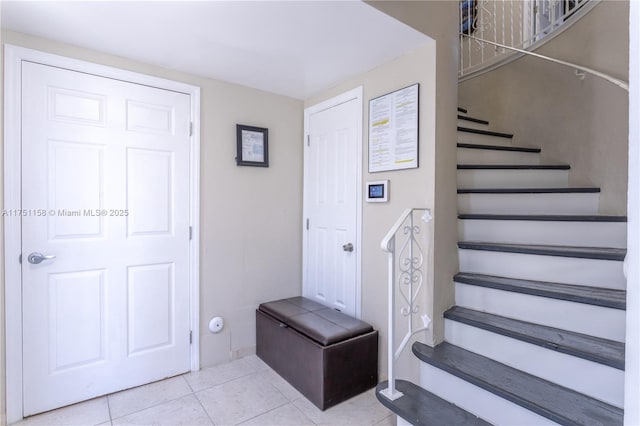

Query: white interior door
[303,94,361,316]
[21,61,192,416]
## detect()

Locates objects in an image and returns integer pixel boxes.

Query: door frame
[302,86,363,318]
[3,45,201,423]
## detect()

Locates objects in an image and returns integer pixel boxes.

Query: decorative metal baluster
[519,0,524,48]
[460,0,593,76]
[502,0,506,53]
[380,208,432,402]
[460,1,465,77]
[477,0,494,64]
[493,0,498,59]
[468,1,473,69]
[511,0,515,49]
[478,1,484,65]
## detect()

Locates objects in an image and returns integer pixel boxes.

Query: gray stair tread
[444,306,625,369]
[458,241,626,261]
[458,126,513,139]
[458,214,627,222]
[457,164,570,170]
[375,380,491,426]
[458,187,600,194]
[458,115,489,125]
[457,142,540,153]
[454,272,626,310]
[412,342,623,426]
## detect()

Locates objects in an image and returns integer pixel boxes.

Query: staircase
[376,108,626,425]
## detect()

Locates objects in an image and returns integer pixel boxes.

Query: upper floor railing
[378,208,432,401]
[459,0,598,79]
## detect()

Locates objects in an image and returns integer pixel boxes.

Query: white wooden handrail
[381,208,413,253]
[462,34,629,92]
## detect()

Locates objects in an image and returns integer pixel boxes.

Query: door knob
[342,243,354,252]
[27,252,56,265]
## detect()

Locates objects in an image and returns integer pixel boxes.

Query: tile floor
[15,355,395,426]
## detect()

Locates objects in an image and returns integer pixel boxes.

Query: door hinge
[189,122,193,137]
[306,218,309,230]
[307,135,310,147]
[189,226,193,240]
[189,330,193,344]
[18,254,22,264]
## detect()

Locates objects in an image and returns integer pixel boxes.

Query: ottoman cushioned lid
[259,297,374,346]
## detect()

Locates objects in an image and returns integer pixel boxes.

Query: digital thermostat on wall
[366,180,389,203]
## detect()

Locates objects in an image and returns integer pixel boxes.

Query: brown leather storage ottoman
[256,297,378,410]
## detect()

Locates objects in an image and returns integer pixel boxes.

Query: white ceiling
[1,1,431,99]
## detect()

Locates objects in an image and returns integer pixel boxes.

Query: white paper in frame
[368,83,419,173]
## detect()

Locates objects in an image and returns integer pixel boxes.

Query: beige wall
[305,0,459,381]
[305,41,437,381]
[0,29,303,421]
[459,1,629,215]
[1,0,461,418]
[366,0,460,352]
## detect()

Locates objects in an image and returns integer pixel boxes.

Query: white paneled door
[304,94,360,316]
[21,62,192,416]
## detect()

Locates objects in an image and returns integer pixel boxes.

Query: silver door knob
[342,243,354,252]
[27,252,56,265]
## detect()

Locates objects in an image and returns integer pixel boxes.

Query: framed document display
[368,83,419,173]
[236,124,269,167]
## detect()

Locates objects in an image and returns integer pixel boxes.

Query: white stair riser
[459,249,625,289]
[457,119,490,131]
[444,320,624,407]
[458,131,513,146]
[457,193,600,215]
[458,219,627,248]
[454,282,626,342]
[419,363,557,426]
[458,147,541,165]
[457,169,569,189]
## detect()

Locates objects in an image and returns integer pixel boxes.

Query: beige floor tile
[108,376,192,419]
[111,395,212,426]
[239,403,316,426]
[185,357,258,392]
[256,369,304,402]
[293,388,393,426]
[16,397,110,426]
[196,373,288,425]
[241,354,270,372]
[13,359,391,426]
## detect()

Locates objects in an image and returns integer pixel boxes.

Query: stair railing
[379,208,433,401]
[460,34,629,92]
[459,0,601,80]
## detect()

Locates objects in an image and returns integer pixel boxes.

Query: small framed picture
[236,124,269,167]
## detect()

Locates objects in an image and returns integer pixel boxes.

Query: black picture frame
[236,124,269,167]
[368,83,419,173]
